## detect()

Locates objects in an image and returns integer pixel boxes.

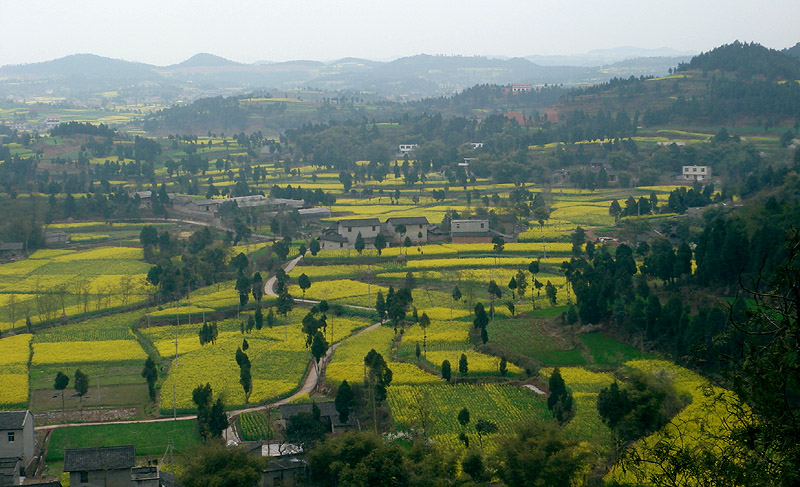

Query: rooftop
[278,401,356,429]
[63,446,135,472]
[0,411,29,430]
[337,218,381,227]
[385,217,429,225]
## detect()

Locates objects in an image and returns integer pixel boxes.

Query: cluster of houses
[319,216,509,250]
[0,404,361,487]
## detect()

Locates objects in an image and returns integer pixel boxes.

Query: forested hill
[677,41,800,80]
[555,41,800,127]
[785,42,800,60]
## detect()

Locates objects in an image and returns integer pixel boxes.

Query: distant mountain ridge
[0,48,704,101]
[170,53,242,68]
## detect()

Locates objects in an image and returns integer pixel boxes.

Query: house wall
[0,413,34,465]
[385,223,428,244]
[70,468,131,487]
[320,240,348,251]
[451,220,488,234]
[337,224,379,244]
[261,466,305,487]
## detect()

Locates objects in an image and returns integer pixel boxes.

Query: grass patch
[579,333,652,367]
[46,420,201,461]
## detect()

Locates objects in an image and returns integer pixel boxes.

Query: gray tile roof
[0,411,28,430]
[337,218,381,227]
[63,446,135,472]
[385,217,429,225]
[320,234,348,243]
[278,402,356,428]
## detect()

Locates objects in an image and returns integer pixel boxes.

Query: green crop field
[238,411,273,441]
[489,314,586,366]
[388,383,551,451]
[46,420,201,461]
[579,332,653,367]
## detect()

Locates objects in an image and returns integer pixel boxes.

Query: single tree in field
[251,272,264,303]
[235,274,251,307]
[506,301,516,317]
[475,419,498,448]
[441,360,452,382]
[609,199,622,223]
[459,353,469,380]
[403,236,413,253]
[354,232,365,255]
[419,311,430,358]
[239,363,252,404]
[375,291,386,323]
[492,235,505,262]
[499,356,508,377]
[334,380,354,424]
[458,407,471,429]
[374,234,386,256]
[547,368,575,425]
[254,305,263,330]
[487,280,502,319]
[515,269,528,303]
[309,238,320,256]
[298,273,311,300]
[74,369,89,420]
[473,302,489,331]
[451,285,462,319]
[508,276,518,299]
[311,331,329,389]
[141,357,158,402]
[545,280,558,305]
[528,260,540,308]
[54,371,69,415]
[415,342,421,362]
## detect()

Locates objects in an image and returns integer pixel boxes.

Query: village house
[320,218,381,250]
[132,191,152,209]
[191,195,304,216]
[511,83,532,93]
[247,442,306,487]
[398,144,417,153]
[682,165,712,181]
[0,457,21,486]
[45,117,60,130]
[44,230,70,247]
[450,219,491,243]
[0,411,35,469]
[383,217,429,245]
[278,402,360,434]
[63,445,135,487]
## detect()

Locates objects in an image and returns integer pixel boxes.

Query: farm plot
[238,411,273,441]
[0,334,33,408]
[387,384,550,451]
[490,315,586,366]
[579,332,651,367]
[156,308,372,411]
[0,247,151,331]
[288,279,388,308]
[326,325,442,387]
[29,310,150,412]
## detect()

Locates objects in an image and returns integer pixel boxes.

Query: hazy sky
[3,0,799,66]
